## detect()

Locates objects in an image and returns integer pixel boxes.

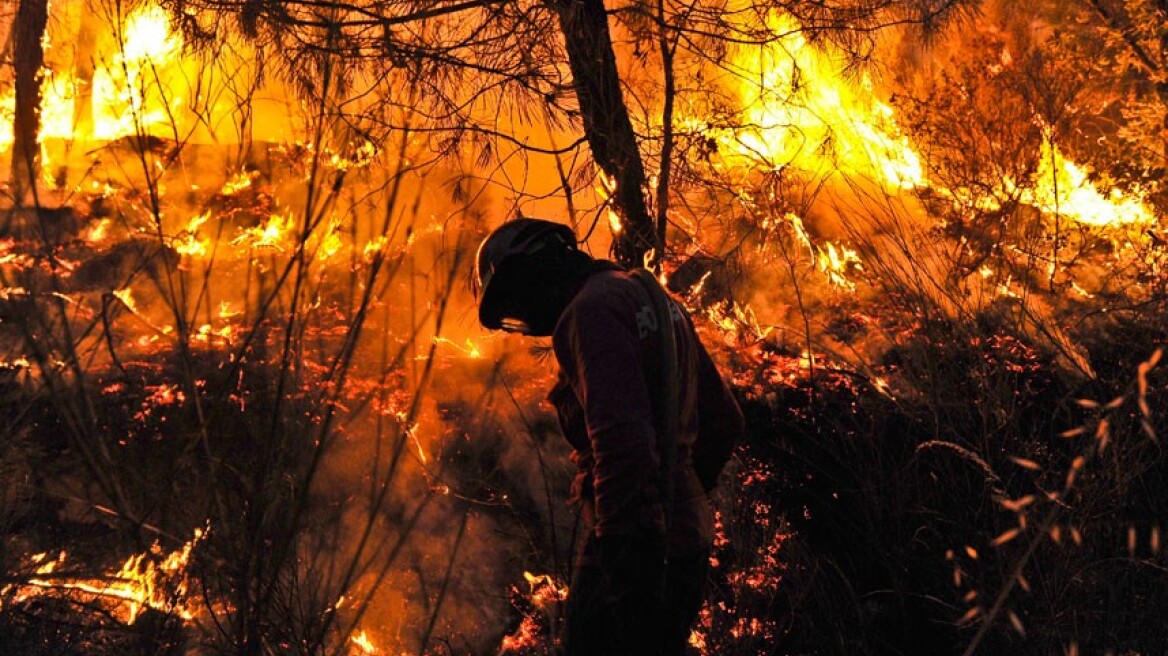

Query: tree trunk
[10,0,49,204]
[551,0,656,267]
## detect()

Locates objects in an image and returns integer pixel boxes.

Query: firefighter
[475,218,744,655]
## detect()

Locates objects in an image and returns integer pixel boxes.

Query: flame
[174,211,212,257]
[723,13,924,190]
[316,223,344,261]
[329,139,378,171]
[113,287,139,314]
[433,337,484,359]
[83,219,112,243]
[233,213,295,252]
[715,11,1155,255]
[221,170,258,196]
[92,5,184,140]
[15,527,206,624]
[0,3,184,150]
[120,7,180,62]
[218,301,242,319]
[1027,143,1154,227]
[363,236,389,262]
[499,572,568,653]
[500,615,542,652]
[350,629,381,654]
[815,241,862,290]
[595,170,623,234]
[522,571,568,606]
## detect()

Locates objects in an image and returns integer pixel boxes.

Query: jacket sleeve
[555,300,663,538]
[692,338,744,491]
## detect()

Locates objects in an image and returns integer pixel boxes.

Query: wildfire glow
[0,3,184,149]
[120,6,180,62]
[725,14,925,190]
[715,10,1157,259]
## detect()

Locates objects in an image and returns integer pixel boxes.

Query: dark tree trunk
[10,0,49,203]
[551,0,656,267]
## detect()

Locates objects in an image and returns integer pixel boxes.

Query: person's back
[474,219,743,655]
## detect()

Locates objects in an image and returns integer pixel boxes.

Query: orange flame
[12,527,206,624]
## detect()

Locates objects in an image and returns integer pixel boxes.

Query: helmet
[475,218,578,333]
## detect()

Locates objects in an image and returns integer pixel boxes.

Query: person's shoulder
[573,268,637,304]
[554,268,640,341]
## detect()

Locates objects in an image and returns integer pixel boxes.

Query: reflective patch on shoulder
[636,304,658,338]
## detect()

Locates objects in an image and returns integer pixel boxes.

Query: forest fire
[0,0,1166,653]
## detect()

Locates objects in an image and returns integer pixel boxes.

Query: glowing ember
[433,337,484,359]
[221,170,258,196]
[350,629,381,654]
[113,287,139,313]
[522,570,568,607]
[233,213,295,252]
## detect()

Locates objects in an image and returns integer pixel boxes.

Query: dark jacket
[548,268,744,557]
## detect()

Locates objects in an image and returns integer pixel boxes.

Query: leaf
[1000,495,1036,512]
[1148,348,1163,369]
[1008,610,1026,636]
[1017,574,1031,593]
[1009,456,1042,471]
[992,528,1021,546]
[1095,419,1110,439]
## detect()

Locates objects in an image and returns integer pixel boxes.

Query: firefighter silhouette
[476,218,743,655]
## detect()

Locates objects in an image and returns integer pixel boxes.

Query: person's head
[475,218,594,336]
